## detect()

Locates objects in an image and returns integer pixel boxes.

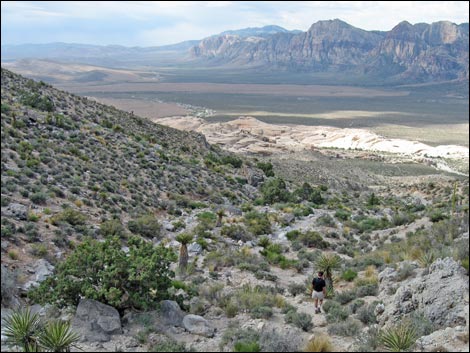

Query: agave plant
[418,251,436,268]
[380,322,417,352]
[315,253,341,292]
[2,308,41,352]
[39,320,80,352]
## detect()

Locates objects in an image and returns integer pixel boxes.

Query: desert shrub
[349,299,365,314]
[285,310,313,332]
[327,319,360,336]
[99,219,126,238]
[396,263,415,281]
[304,334,334,352]
[30,192,48,205]
[244,211,271,235]
[286,230,301,241]
[356,304,376,324]
[409,311,435,337]
[354,326,381,352]
[221,324,260,352]
[234,341,260,352]
[316,214,335,227]
[20,92,54,112]
[127,214,162,239]
[259,328,303,352]
[356,284,378,297]
[220,155,243,168]
[29,236,176,311]
[334,290,356,305]
[289,282,307,297]
[257,161,274,177]
[250,306,273,319]
[299,231,329,248]
[341,269,358,282]
[221,224,251,242]
[292,182,324,204]
[260,177,291,204]
[326,304,349,323]
[335,209,351,221]
[151,338,188,352]
[51,208,87,226]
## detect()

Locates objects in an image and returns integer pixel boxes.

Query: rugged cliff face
[191,19,469,82]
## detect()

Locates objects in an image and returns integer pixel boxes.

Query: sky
[2,1,469,46]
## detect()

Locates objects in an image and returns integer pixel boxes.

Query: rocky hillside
[190,19,469,83]
[1,70,469,352]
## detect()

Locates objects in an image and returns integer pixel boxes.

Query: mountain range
[2,20,469,84]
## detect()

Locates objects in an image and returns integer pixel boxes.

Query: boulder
[414,326,468,352]
[159,300,185,327]
[2,203,28,220]
[378,258,469,328]
[23,259,55,290]
[182,314,215,337]
[188,242,203,255]
[72,299,122,342]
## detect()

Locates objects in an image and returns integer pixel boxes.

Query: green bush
[151,339,188,352]
[256,162,274,177]
[29,236,176,311]
[127,214,162,239]
[20,93,54,112]
[335,209,351,221]
[327,319,360,337]
[341,269,358,282]
[316,214,336,227]
[292,182,324,204]
[260,178,290,204]
[285,310,313,332]
[356,284,378,297]
[244,211,271,235]
[326,304,350,323]
[221,224,251,242]
[357,304,377,324]
[298,231,329,248]
[334,290,356,305]
[234,341,260,352]
[99,219,126,238]
[30,192,48,205]
[52,209,87,226]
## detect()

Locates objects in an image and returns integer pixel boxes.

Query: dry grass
[304,334,334,352]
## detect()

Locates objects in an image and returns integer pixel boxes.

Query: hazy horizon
[2,1,469,46]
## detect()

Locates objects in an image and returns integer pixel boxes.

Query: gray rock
[72,299,122,342]
[2,203,28,220]
[23,259,55,290]
[188,242,202,255]
[182,314,215,337]
[282,213,295,225]
[159,300,185,327]
[415,326,468,352]
[379,258,469,328]
[242,184,258,199]
[163,221,175,232]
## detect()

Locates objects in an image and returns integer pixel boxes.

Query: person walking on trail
[312,271,326,313]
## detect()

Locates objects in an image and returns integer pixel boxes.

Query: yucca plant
[2,308,41,352]
[175,233,193,272]
[216,209,226,227]
[39,320,80,352]
[315,253,341,292]
[380,322,417,352]
[418,251,436,268]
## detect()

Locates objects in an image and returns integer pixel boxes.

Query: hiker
[311,271,326,313]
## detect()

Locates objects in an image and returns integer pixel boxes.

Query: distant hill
[191,19,469,83]
[2,20,468,84]
[219,25,301,37]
